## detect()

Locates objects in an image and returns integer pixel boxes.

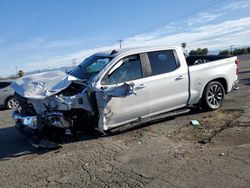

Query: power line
[191,26,250,45]
[189,33,250,49]
[163,0,227,24]
[188,31,250,49]
[119,0,229,47]
[130,0,229,36]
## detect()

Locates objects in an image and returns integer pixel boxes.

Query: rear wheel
[6,97,19,109]
[202,81,225,110]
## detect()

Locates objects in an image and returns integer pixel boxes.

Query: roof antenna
[110,50,118,55]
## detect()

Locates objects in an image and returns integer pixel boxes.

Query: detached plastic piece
[190,120,200,126]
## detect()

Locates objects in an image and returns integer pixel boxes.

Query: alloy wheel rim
[7,98,19,109]
[207,84,223,107]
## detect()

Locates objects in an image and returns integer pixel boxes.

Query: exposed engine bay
[13,80,97,148]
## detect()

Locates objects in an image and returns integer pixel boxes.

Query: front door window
[107,55,143,85]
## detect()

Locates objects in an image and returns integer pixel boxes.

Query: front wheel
[202,81,225,111]
[6,97,19,109]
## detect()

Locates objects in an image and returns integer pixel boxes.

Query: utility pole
[230,45,234,55]
[181,43,187,50]
[117,40,123,49]
[15,66,17,75]
[181,43,187,56]
[71,59,77,67]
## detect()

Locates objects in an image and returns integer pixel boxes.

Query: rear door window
[147,50,178,76]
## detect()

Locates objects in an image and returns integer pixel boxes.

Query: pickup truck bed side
[187,57,237,105]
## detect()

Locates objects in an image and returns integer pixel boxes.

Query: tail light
[235,59,240,75]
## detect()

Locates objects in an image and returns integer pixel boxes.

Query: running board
[109,108,190,134]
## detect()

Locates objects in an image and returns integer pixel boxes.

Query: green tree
[18,70,24,77]
[232,48,248,55]
[219,50,230,55]
[189,48,208,56]
[247,47,250,54]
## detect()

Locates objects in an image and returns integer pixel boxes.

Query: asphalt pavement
[0,68,250,187]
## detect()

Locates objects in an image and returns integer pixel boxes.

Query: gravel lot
[0,71,250,187]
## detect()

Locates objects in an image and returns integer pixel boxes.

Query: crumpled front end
[11,71,96,148]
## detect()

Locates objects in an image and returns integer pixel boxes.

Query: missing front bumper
[13,111,38,129]
[12,111,72,136]
[12,111,39,136]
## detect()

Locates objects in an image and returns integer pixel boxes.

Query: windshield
[70,55,112,81]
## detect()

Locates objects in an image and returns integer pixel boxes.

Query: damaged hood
[11,70,79,99]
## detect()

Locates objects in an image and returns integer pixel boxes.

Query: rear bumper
[232,80,239,91]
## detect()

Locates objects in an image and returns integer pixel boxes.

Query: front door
[96,54,150,130]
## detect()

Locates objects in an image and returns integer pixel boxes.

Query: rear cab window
[147,50,180,76]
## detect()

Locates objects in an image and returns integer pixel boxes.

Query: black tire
[6,97,19,109]
[202,81,225,111]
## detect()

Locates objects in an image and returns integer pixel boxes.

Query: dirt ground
[0,72,250,187]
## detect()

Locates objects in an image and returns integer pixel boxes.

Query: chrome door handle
[175,75,184,81]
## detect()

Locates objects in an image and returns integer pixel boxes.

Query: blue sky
[0,0,250,77]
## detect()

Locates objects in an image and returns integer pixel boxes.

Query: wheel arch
[196,77,227,107]
[202,77,228,97]
[198,77,227,109]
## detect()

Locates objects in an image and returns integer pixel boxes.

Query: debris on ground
[28,137,61,149]
[219,152,225,156]
[190,120,200,126]
[198,139,210,144]
[175,110,242,144]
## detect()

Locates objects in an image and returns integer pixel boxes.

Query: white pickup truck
[11,46,239,148]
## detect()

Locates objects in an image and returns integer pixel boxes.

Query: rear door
[143,50,189,116]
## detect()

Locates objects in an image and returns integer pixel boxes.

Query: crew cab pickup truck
[11,46,239,148]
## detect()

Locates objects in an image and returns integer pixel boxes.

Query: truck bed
[186,55,233,66]
[186,55,238,105]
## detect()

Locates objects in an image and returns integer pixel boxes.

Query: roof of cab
[95,46,180,58]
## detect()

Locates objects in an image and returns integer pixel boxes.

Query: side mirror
[102,82,135,97]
